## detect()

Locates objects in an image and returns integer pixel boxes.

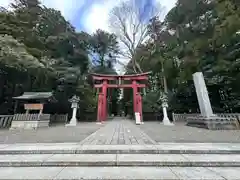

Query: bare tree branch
[109,0,163,73]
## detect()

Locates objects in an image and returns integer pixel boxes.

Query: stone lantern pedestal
[162,102,174,126]
[159,93,174,126]
[66,95,80,127]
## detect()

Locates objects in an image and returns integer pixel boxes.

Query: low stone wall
[172,113,240,122]
[83,112,97,121]
[10,120,49,130]
[0,115,14,129]
[172,113,201,122]
[172,113,240,130]
[142,112,162,121]
[186,116,238,130]
[10,114,50,130]
[50,114,68,124]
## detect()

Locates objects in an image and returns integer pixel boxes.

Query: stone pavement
[0,118,240,179]
[0,166,239,179]
[0,122,101,144]
[1,146,240,167]
[1,143,240,154]
[1,117,240,144]
[80,118,155,145]
[140,121,240,143]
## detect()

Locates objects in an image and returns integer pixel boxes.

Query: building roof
[13,92,53,100]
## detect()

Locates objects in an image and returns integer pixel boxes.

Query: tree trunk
[161,61,168,94]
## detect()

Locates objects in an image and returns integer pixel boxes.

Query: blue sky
[1,0,176,33]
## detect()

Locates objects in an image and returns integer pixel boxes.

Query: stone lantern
[66,95,80,127]
[159,92,174,126]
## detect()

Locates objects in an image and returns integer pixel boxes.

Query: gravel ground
[139,122,240,143]
[0,122,102,144]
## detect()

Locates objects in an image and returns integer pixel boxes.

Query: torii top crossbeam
[91,72,151,89]
[90,72,151,81]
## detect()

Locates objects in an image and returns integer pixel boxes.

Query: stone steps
[0,154,240,167]
[0,143,240,179]
[1,144,240,154]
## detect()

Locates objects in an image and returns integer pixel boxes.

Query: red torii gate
[91,72,151,123]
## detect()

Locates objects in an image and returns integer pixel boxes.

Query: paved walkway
[80,118,156,145]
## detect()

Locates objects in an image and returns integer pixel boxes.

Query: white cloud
[83,3,109,33]
[84,0,177,33]
[0,0,12,8]
[1,0,177,32]
[82,0,128,33]
[158,0,177,12]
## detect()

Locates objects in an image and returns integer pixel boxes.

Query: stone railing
[50,114,68,124]
[172,113,240,123]
[0,115,14,129]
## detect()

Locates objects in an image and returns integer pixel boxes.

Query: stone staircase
[0,143,240,179]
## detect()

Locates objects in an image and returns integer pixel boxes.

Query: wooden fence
[0,115,14,129]
[172,113,240,122]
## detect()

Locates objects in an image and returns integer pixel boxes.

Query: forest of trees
[123,0,240,114]
[0,0,239,118]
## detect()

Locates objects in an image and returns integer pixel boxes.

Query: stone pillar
[193,72,213,117]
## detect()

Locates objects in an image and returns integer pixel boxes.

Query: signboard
[135,112,141,125]
[24,104,43,110]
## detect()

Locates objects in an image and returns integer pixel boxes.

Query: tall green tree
[89,29,119,68]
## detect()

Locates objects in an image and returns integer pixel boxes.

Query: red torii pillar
[97,93,103,122]
[132,80,138,113]
[102,80,107,121]
[91,72,150,123]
